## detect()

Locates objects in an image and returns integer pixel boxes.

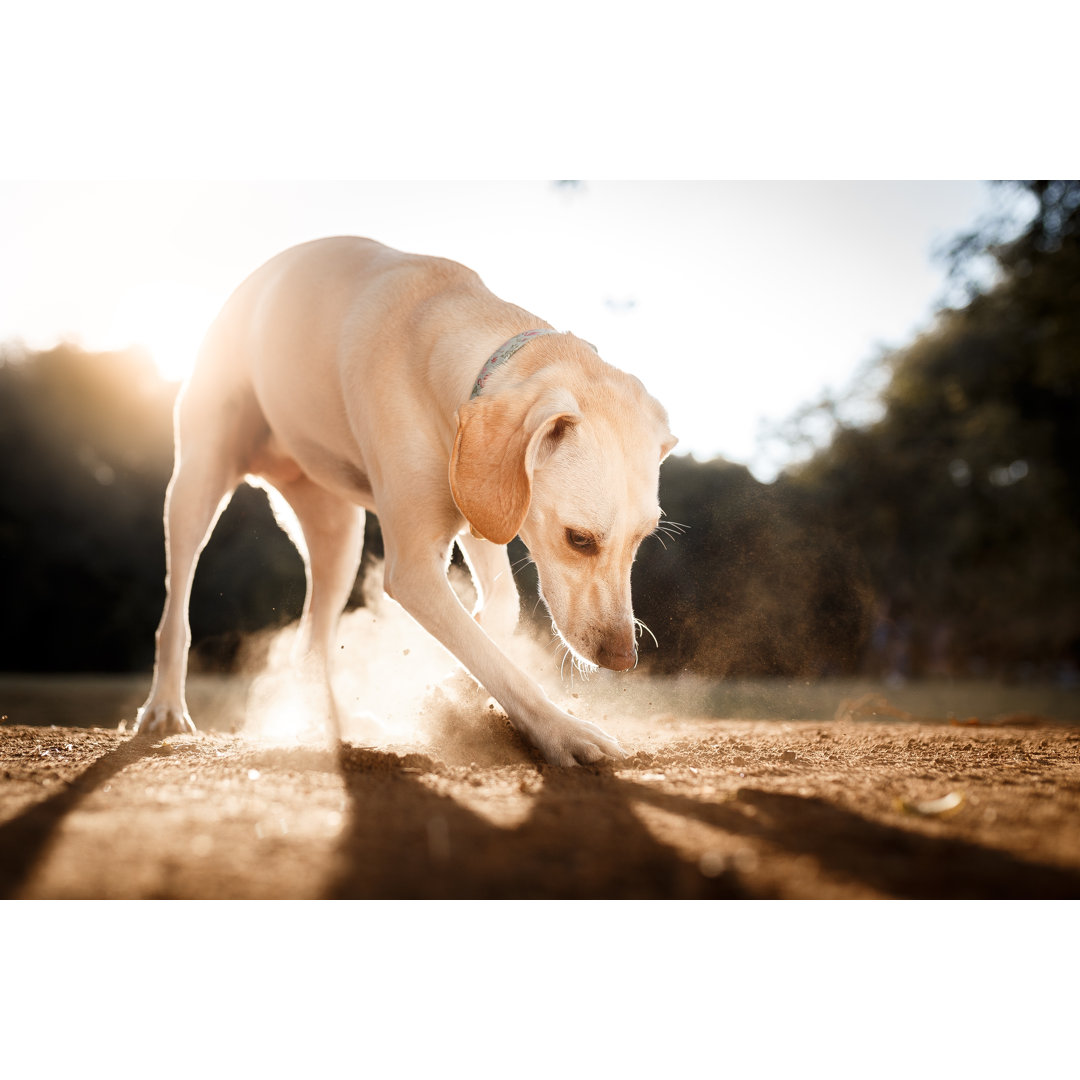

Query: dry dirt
[2,676,1079,899]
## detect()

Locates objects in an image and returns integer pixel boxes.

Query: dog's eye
[566,528,597,552]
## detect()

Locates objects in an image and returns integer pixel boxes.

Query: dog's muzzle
[597,643,637,671]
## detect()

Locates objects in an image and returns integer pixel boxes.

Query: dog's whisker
[559,643,572,683]
[634,617,659,649]
[510,553,535,577]
[574,655,594,682]
[657,520,688,536]
[650,519,688,550]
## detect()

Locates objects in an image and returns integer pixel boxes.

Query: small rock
[780,750,798,763]
[699,851,727,877]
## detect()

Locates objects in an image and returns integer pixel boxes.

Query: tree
[0,344,307,672]
[785,181,1080,676]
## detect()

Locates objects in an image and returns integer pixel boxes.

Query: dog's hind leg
[136,444,242,735]
[264,474,365,739]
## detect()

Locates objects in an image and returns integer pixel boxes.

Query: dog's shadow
[0,738,158,898]
[326,745,747,899]
[7,732,1077,900]
[624,782,1080,899]
[327,746,1080,900]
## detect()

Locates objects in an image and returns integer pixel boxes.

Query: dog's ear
[450,390,579,545]
[660,433,679,461]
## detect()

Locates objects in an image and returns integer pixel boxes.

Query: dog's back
[182,237,534,502]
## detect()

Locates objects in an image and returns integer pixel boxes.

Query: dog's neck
[470,329,561,399]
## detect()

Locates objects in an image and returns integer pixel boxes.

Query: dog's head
[450,340,677,671]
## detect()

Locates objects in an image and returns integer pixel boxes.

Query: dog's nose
[597,643,637,671]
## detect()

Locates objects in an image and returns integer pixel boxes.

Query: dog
[135,237,677,765]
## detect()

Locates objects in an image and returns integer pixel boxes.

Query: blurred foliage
[782,180,1080,679]
[1,180,1077,680]
[0,343,307,672]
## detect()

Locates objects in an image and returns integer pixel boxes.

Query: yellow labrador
[136,237,676,765]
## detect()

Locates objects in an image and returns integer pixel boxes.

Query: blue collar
[470,328,560,399]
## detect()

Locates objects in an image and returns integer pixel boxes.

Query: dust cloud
[238,559,661,765]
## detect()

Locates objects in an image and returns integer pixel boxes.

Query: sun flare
[109,279,220,383]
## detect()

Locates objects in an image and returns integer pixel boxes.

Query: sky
[0,179,1011,479]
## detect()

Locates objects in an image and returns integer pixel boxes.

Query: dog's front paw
[133,702,197,736]
[528,711,625,767]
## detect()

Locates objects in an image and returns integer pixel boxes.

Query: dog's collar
[470,328,560,399]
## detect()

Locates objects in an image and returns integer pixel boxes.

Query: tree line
[2,181,1077,680]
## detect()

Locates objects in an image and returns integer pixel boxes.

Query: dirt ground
[2,675,1079,899]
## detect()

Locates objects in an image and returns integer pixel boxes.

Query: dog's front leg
[455,532,520,642]
[383,531,623,767]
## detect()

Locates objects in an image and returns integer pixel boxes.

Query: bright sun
[109,280,221,383]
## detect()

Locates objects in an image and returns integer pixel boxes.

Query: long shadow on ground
[625,783,1080,899]
[327,748,748,899]
[7,738,1077,899]
[0,738,156,898]
[329,748,1080,900]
